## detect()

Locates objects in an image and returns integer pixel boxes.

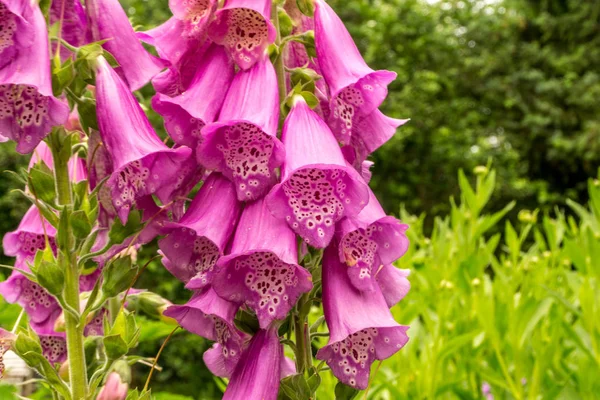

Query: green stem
[50,134,88,399]
[294,293,313,374]
[272,1,288,132]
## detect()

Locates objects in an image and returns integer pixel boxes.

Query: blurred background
[1,0,599,399]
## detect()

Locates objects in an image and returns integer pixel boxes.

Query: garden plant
[0,0,413,398]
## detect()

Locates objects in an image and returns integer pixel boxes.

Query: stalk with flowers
[0,0,411,398]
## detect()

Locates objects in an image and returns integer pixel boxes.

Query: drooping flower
[213,198,313,328]
[375,264,411,308]
[94,56,196,223]
[98,372,129,400]
[198,57,284,202]
[342,110,408,172]
[336,188,409,291]
[208,0,275,70]
[316,244,409,389]
[0,0,69,153]
[222,326,283,400]
[49,0,88,60]
[39,332,68,366]
[313,0,397,146]
[169,0,217,37]
[137,17,210,96]
[160,173,241,286]
[163,287,247,377]
[152,44,235,148]
[0,270,61,328]
[2,205,56,269]
[0,328,16,379]
[266,96,369,248]
[85,0,168,91]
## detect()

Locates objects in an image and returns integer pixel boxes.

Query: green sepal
[71,209,92,239]
[102,257,139,298]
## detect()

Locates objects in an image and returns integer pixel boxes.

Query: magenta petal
[0,272,60,324]
[138,17,211,96]
[94,57,195,223]
[203,343,235,378]
[347,110,409,170]
[39,334,67,365]
[0,1,34,69]
[152,44,235,148]
[315,244,409,390]
[49,0,88,60]
[336,189,409,292]
[314,0,397,145]
[169,0,217,37]
[198,58,284,201]
[208,0,275,70]
[266,98,369,248]
[223,327,282,400]
[213,198,313,328]
[87,129,116,226]
[376,264,410,308]
[160,173,241,285]
[0,1,69,154]
[85,0,168,91]
[164,288,247,372]
[3,205,56,263]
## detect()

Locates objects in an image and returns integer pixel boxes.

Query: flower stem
[294,293,313,374]
[272,1,288,132]
[50,132,88,399]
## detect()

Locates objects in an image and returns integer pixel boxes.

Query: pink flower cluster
[0,0,412,396]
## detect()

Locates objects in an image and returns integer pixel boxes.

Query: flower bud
[518,210,537,224]
[473,165,489,175]
[98,372,129,400]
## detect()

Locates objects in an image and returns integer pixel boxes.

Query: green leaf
[109,210,142,245]
[102,257,138,298]
[335,382,360,400]
[300,91,319,109]
[280,374,313,400]
[52,58,75,96]
[35,259,65,297]
[70,209,92,239]
[278,9,294,37]
[296,0,315,17]
[103,334,128,360]
[27,164,56,205]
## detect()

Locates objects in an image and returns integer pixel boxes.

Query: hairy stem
[294,293,313,374]
[272,1,288,132]
[50,133,88,399]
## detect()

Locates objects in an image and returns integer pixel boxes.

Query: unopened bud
[98,372,128,400]
[59,360,70,380]
[518,210,537,224]
[473,165,488,175]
